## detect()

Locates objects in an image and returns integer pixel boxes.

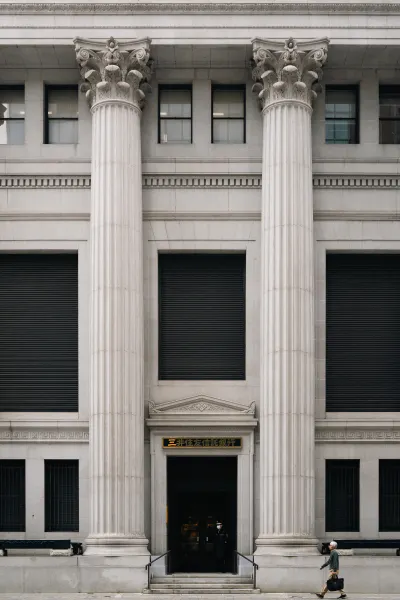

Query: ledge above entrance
[147,395,257,430]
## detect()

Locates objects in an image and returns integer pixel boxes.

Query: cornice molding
[1,4,400,16]
[316,420,400,442]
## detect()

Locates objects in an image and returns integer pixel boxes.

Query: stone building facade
[1,0,400,594]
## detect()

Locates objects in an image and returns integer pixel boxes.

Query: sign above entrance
[162,437,242,449]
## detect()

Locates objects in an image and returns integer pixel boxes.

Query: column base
[255,535,319,555]
[84,534,149,556]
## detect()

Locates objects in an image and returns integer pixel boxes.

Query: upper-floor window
[45,85,78,144]
[325,85,359,144]
[158,85,192,144]
[379,85,400,144]
[212,84,246,144]
[0,86,25,145]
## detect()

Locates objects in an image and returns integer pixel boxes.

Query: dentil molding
[1,4,400,15]
[3,174,400,190]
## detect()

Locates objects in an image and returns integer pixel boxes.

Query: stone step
[149,588,260,594]
[152,578,253,584]
[151,583,254,589]
[155,573,249,578]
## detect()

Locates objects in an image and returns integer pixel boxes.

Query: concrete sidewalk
[0,594,398,600]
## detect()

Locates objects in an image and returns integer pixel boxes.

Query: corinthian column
[252,37,328,554]
[75,36,152,556]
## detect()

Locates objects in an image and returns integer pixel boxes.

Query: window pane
[0,460,25,532]
[379,460,400,531]
[0,119,24,145]
[325,120,356,144]
[213,119,244,143]
[48,119,78,144]
[380,119,400,144]
[325,88,357,119]
[213,89,244,118]
[47,88,78,119]
[0,88,25,119]
[380,88,400,119]
[160,118,191,143]
[160,89,191,118]
[326,460,360,532]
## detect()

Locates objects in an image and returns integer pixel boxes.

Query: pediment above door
[147,395,257,428]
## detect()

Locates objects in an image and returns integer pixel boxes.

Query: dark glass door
[167,457,237,573]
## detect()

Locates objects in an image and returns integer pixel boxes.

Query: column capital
[251,37,329,111]
[74,36,153,110]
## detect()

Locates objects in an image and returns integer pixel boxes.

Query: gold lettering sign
[162,437,242,449]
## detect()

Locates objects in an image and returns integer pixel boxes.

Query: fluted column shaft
[252,37,328,553]
[75,36,152,555]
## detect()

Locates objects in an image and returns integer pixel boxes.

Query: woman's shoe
[338,595,347,599]
[316,595,324,599]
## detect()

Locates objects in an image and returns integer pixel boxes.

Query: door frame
[147,395,257,562]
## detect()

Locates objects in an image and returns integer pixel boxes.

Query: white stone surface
[74,37,152,557]
[1,3,400,594]
[253,37,328,554]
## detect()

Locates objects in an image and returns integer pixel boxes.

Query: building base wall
[256,554,400,594]
[0,556,149,593]
[0,554,399,594]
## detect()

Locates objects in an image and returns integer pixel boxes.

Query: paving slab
[0,594,399,600]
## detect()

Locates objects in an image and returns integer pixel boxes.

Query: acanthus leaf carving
[251,36,329,111]
[74,36,153,110]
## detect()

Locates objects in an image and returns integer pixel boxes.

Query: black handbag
[327,575,344,592]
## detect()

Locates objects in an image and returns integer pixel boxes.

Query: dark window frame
[379,85,400,144]
[157,84,193,144]
[325,84,359,144]
[158,252,246,381]
[44,84,79,145]
[326,459,360,532]
[0,252,79,413]
[45,459,79,532]
[0,84,25,143]
[379,459,400,532]
[211,84,246,144]
[0,460,26,532]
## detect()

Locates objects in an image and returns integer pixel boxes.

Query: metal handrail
[145,550,171,590]
[234,550,259,590]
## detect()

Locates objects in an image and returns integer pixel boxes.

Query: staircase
[149,573,260,594]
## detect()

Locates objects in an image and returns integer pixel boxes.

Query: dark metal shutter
[45,460,79,532]
[0,254,78,412]
[159,253,246,380]
[326,459,359,532]
[326,254,400,412]
[379,460,400,531]
[0,460,25,532]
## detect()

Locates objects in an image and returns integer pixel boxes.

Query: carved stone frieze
[316,420,400,442]
[0,426,89,442]
[251,37,329,110]
[74,36,153,109]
